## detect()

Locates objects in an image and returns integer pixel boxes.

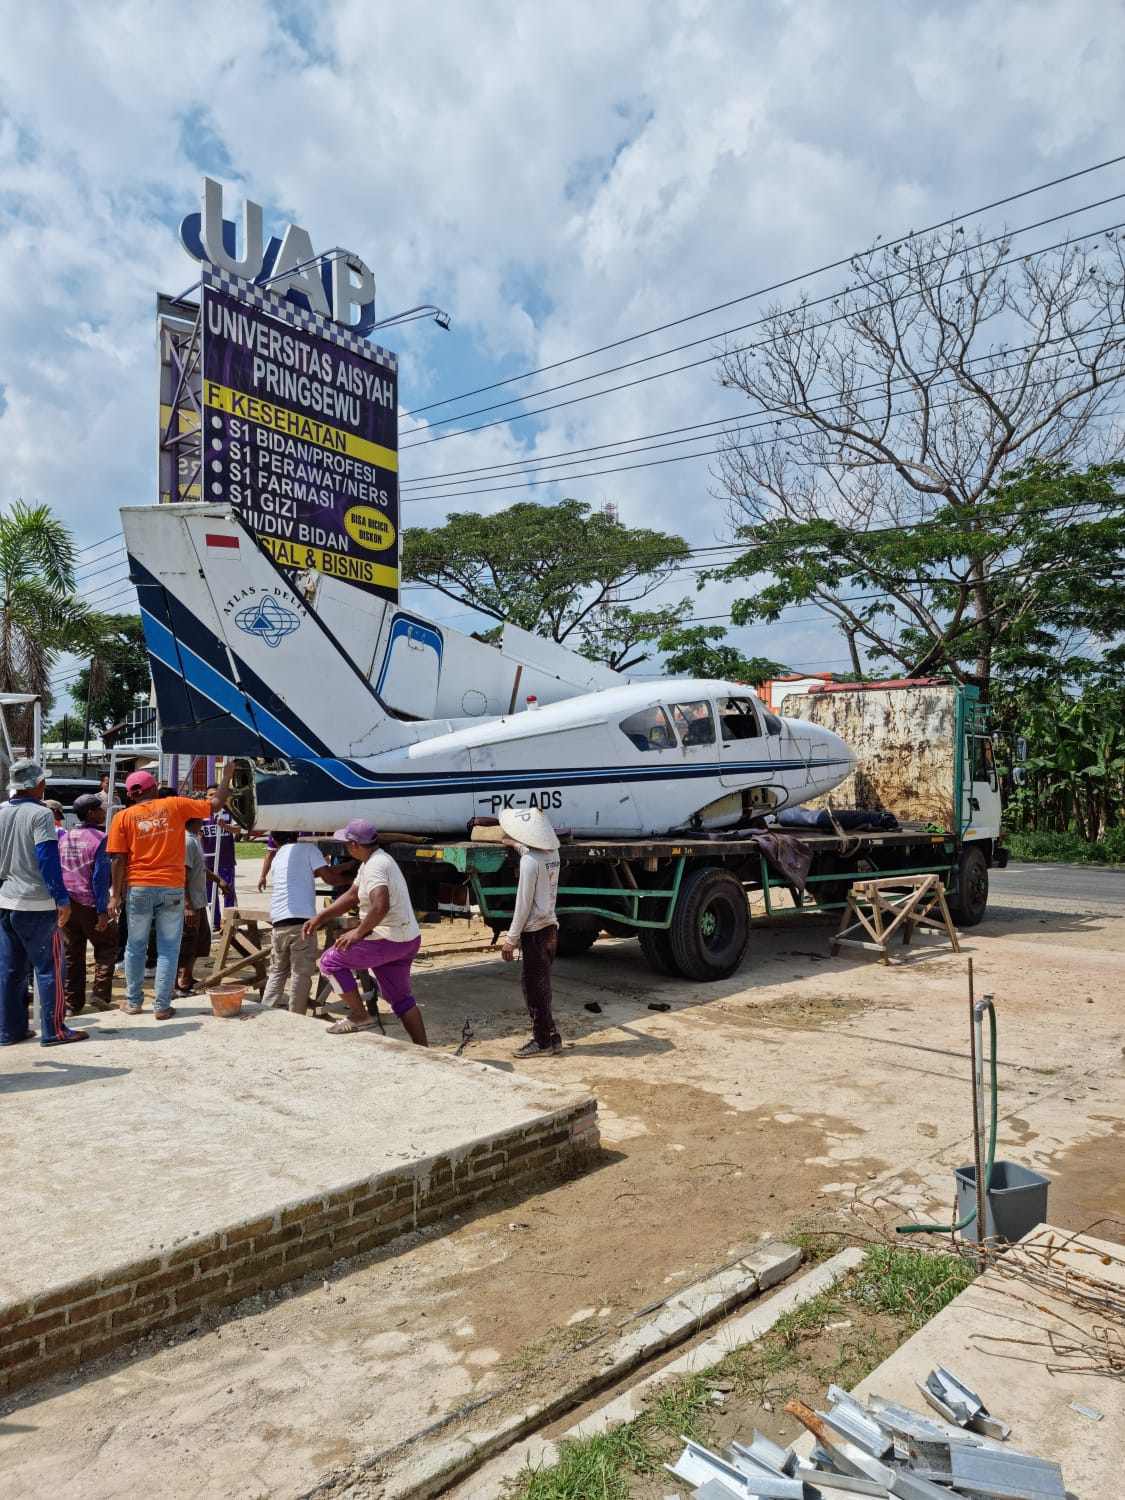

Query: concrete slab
[0,1000,598,1392]
[792,1225,1125,1498]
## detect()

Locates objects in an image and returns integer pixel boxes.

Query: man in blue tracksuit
[0,758,85,1047]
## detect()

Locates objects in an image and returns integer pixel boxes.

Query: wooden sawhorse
[831,874,960,965]
[207,909,271,994]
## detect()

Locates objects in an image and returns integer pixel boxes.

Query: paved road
[993,860,1125,912]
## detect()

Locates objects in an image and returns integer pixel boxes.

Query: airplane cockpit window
[620,705,676,752]
[718,696,763,740]
[670,700,716,746]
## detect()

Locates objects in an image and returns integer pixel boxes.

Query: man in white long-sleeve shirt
[498,807,562,1058]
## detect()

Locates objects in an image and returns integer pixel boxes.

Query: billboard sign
[200,266,400,603]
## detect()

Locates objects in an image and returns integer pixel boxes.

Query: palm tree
[0,502,97,756]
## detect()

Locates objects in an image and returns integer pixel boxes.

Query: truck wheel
[669,866,750,981]
[949,845,989,926]
[555,920,599,958]
[638,924,679,976]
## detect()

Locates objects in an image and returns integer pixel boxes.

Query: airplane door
[716,695,789,807]
[376,615,442,718]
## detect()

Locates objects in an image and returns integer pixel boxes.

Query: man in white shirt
[261,831,347,1014]
[499,806,562,1058]
[303,819,427,1045]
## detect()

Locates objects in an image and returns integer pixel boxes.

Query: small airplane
[121,503,856,836]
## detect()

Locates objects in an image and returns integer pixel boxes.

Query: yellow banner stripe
[259,535,399,591]
[204,381,398,472]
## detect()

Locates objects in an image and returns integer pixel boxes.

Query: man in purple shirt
[59,793,116,1014]
[0,759,83,1047]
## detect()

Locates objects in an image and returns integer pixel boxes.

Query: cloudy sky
[1,0,1123,707]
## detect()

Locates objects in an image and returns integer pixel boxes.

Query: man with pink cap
[303,818,426,1045]
[106,764,236,1019]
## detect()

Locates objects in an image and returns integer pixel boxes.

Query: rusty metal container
[784,684,961,828]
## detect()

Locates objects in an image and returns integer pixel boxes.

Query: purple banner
[202,283,399,601]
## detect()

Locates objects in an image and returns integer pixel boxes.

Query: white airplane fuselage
[248,680,856,836]
[121,504,855,836]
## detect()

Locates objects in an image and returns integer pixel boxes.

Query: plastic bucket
[207,986,246,1017]
[954,1160,1050,1243]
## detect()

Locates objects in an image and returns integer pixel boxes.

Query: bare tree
[715,227,1125,692]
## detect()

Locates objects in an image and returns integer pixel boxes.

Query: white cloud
[0,0,1122,689]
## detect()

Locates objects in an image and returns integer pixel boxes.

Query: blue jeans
[0,907,66,1044]
[125,886,185,1011]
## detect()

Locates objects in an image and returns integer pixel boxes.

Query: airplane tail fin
[122,504,415,760]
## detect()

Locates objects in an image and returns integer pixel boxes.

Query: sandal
[326,1017,377,1035]
[0,1029,37,1046]
[42,1029,89,1046]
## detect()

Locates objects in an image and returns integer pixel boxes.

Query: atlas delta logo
[234,595,302,648]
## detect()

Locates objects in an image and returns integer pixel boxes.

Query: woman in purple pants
[304,818,427,1046]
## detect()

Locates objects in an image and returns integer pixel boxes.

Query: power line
[402,153,1125,418]
[400,321,1115,490]
[398,346,1125,504]
[399,197,1125,447]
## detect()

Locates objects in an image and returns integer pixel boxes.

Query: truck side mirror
[1015,736,1028,762]
[1012,766,1028,787]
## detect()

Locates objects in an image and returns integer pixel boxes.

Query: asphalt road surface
[992,860,1125,913]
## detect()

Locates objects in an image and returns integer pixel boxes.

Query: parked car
[44,778,124,829]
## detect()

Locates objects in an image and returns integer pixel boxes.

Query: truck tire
[638,924,679,976]
[669,866,751,981]
[948,845,989,927]
[555,920,599,958]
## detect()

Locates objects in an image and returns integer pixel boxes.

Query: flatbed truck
[385,682,1006,981]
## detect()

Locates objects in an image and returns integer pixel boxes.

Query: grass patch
[504,1247,975,1499]
[1005,829,1123,865]
[851,1244,975,1332]
[235,841,267,858]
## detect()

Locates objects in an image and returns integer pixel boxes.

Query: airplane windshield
[669,700,715,746]
[620,705,676,751]
[718,696,763,740]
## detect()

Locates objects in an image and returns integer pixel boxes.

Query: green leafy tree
[68,615,151,731]
[716,225,1125,697]
[0,502,98,750]
[402,500,692,671]
[715,462,1125,699]
[657,623,783,685]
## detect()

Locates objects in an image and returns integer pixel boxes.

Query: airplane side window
[670,700,715,746]
[719,696,763,740]
[620,705,675,751]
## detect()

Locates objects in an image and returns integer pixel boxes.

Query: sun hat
[497,806,560,851]
[125,770,158,793]
[8,758,45,793]
[333,817,379,845]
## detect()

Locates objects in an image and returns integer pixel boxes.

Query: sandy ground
[1,865,1122,1499]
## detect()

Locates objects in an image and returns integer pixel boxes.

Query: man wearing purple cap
[106,764,236,1019]
[303,819,427,1044]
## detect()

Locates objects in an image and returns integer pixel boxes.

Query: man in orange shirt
[107,765,236,1019]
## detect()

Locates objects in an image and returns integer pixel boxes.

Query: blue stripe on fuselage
[256,753,855,803]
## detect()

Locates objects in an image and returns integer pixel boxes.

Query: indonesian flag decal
[205,532,239,552]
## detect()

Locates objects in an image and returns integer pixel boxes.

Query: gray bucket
[954,1160,1050,1244]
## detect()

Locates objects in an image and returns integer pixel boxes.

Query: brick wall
[1,1099,598,1398]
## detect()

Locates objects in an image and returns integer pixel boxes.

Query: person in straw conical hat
[498,806,563,1058]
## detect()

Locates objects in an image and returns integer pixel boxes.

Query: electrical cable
[400,204,1125,446]
[399,345,1125,503]
[399,322,1116,488]
[403,153,1125,418]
